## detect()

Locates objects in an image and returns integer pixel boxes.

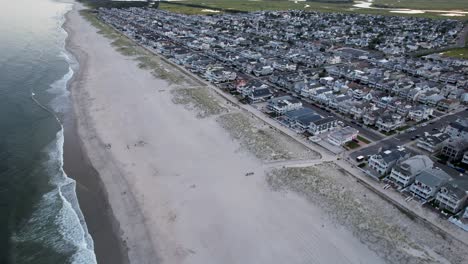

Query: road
[349,109,468,176]
[271,87,384,141]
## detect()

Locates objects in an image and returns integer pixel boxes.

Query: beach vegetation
[79,10,186,84]
[266,163,461,264]
[217,112,319,161]
[171,87,227,118]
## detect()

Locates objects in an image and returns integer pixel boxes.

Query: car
[411,136,416,140]
[421,123,428,127]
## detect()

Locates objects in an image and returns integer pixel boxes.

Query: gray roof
[284,107,316,119]
[314,116,335,125]
[441,178,468,200]
[374,148,409,164]
[393,155,433,177]
[329,126,359,140]
[415,168,452,188]
[296,114,322,126]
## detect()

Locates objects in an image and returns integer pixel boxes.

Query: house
[327,126,359,146]
[253,64,274,76]
[441,138,468,162]
[410,168,452,200]
[247,87,273,103]
[363,109,383,126]
[328,94,352,109]
[294,114,323,132]
[435,178,468,214]
[437,99,460,112]
[267,96,302,115]
[283,107,317,127]
[205,68,237,83]
[408,105,433,122]
[388,155,434,187]
[368,147,410,177]
[308,116,337,135]
[416,133,450,153]
[445,118,468,141]
[376,113,404,132]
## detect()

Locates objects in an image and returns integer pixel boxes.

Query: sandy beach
[65,3,468,264]
[64,3,386,264]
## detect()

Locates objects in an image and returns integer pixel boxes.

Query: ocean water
[0,0,96,263]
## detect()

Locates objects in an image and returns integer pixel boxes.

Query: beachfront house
[410,168,452,201]
[327,126,359,146]
[435,178,468,214]
[387,155,433,188]
[267,96,303,115]
[308,116,337,135]
[368,148,410,177]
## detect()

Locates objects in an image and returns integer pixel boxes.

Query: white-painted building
[388,155,433,187]
[327,126,359,146]
[410,168,452,200]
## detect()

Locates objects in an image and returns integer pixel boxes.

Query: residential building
[388,155,434,187]
[267,96,302,115]
[408,105,433,122]
[441,138,468,162]
[410,168,452,200]
[247,87,272,103]
[416,133,450,153]
[376,113,403,132]
[445,118,468,141]
[435,178,468,214]
[308,116,337,135]
[368,148,410,177]
[437,99,460,112]
[327,126,359,146]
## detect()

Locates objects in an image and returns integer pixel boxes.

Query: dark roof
[314,116,335,125]
[416,168,452,188]
[296,114,322,126]
[374,148,409,164]
[285,107,316,119]
[441,178,468,200]
[251,88,272,97]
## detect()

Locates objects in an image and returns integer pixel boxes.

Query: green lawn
[357,135,371,144]
[160,0,354,14]
[79,0,468,19]
[440,47,468,59]
[373,0,468,11]
[345,141,360,149]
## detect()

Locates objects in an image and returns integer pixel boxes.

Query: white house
[435,178,468,214]
[267,96,302,115]
[327,126,359,146]
[388,155,433,187]
[368,148,410,177]
[410,168,452,200]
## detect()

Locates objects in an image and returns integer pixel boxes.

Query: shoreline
[59,3,468,264]
[62,5,130,264]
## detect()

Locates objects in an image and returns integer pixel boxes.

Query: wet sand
[63,8,129,264]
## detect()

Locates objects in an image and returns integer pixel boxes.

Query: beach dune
[66,4,385,264]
